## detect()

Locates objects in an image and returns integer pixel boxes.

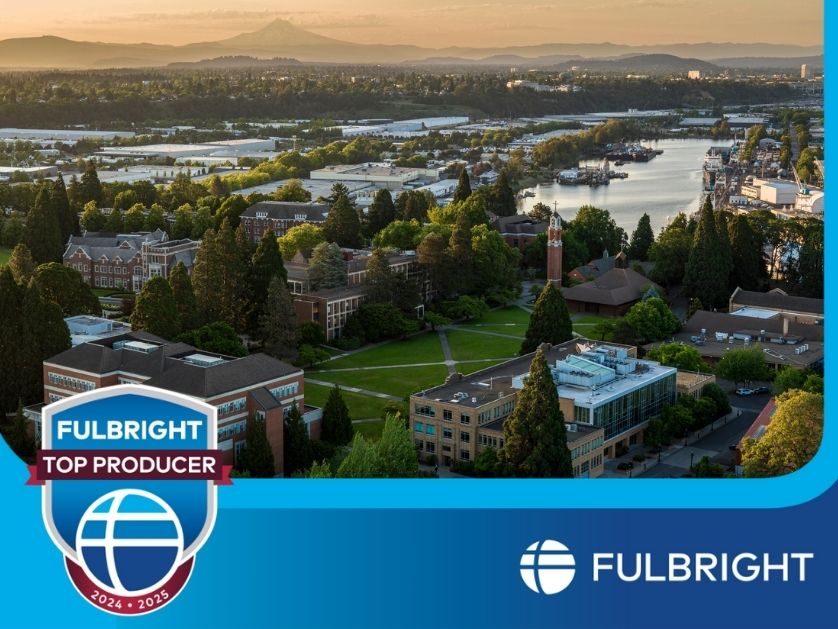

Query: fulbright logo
[29,385,231,615]
[520,540,576,595]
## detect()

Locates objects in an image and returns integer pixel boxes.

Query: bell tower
[547,209,563,286]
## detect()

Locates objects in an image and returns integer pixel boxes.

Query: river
[516,138,717,234]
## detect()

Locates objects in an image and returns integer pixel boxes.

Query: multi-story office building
[28,331,316,476]
[239,201,329,242]
[410,339,677,471]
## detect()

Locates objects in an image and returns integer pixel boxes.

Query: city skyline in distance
[0,0,823,49]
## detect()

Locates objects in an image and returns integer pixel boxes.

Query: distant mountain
[560,54,720,74]
[168,55,302,69]
[0,20,823,69]
[713,55,824,70]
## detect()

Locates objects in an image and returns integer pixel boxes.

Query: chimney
[783,317,789,336]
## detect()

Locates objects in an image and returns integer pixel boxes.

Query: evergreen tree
[521,283,573,354]
[649,213,691,287]
[258,276,299,362]
[714,210,734,292]
[23,187,63,264]
[0,268,28,412]
[322,194,363,248]
[683,197,729,309]
[192,219,248,331]
[487,169,517,217]
[8,243,35,285]
[364,248,394,304]
[171,205,194,240]
[237,417,275,478]
[366,189,396,237]
[628,212,654,261]
[191,206,214,240]
[22,280,70,408]
[50,174,78,243]
[798,219,823,298]
[283,406,312,476]
[130,276,180,340]
[320,385,354,445]
[79,162,103,207]
[176,322,247,357]
[30,263,99,316]
[248,229,286,330]
[728,214,763,291]
[2,399,36,461]
[448,211,474,294]
[452,168,472,203]
[79,202,105,232]
[169,261,199,331]
[500,348,573,477]
[308,242,347,290]
[417,232,452,296]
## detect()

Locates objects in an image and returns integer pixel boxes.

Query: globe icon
[520,540,576,595]
[75,489,184,596]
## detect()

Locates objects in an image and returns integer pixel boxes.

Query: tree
[273,179,311,202]
[79,201,105,233]
[623,297,680,344]
[773,366,808,396]
[104,208,124,233]
[500,348,573,477]
[124,204,146,232]
[445,295,488,322]
[452,168,472,203]
[322,193,362,248]
[649,213,692,287]
[373,219,423,250]
[336,434,383,478]
[299,321,326,346]
[237,417,275,478]
[567,205,625,261]
[169,261,199,331]
[258,276,299,361]
[278,223,325,260]
[23,187,63,264]
[448,211,474,294]
[79,162,103,207]
[376,413,420,477]
[171,205,194,240]
[176,321,247,357]
[191,220,248,331]
[798,219,823,297]
[191,206,214,240]
[30,263,99,316]
[471,224,521,299]
[683,198,730,308]
[364,248,394,304]
[2,400,35,461]
[521,283,572,354]
[248,229,286,330]
[687,297,703,319]
[308,242,347,290]
[320,385,354,445]
[358,303,416,342]
[130,276,180,340]
[417,231,451,295]
[423,311,451,331]
[296,344,330,368]
[628,213,654,261]
[366,188,396,237]
[474,447,500,477]
[702,382,731,418]
[51,174,78,243]
[590,320,615,342]
[1,214,24,248]
[647,342,706,372]
[728,214,763,291]
[715,210,734,292]
[715,347,770,387]
[691,456,726,478]
[486,170,517,217]
[283,405,313,476]
[528,202,552,223]
[8,243,35,285]
[144,204,167,232]
[741,390,822,477]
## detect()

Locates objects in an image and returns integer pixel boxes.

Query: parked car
[735,388,755,396]
[752,386,770,394]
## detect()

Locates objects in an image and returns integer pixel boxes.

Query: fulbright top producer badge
[28,384,231,615]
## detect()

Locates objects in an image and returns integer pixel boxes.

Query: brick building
[63,230,198,293]
[410,339,677,470]
[30,331,315,476]
[490,214,546,252]
[239,201,329,242]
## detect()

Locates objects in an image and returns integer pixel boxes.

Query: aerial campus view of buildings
[0,11,825,480]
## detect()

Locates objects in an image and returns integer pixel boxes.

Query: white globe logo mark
[520,540,576,595]
[76,489,185,597]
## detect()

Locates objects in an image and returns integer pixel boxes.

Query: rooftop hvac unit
[567,424,578,432]
[471,397,477,403]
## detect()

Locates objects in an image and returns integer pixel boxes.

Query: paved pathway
[438,329,456,375]
[314,357,509,374]
[304,378,403,402]
[444,326,522,341]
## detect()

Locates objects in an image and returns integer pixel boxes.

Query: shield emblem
[35,384,223,615]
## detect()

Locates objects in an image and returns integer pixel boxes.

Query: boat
[614,160,625,166]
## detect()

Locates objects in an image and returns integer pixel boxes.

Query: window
[415,439,424,450]
[459,449,470,461]
[234,440,247,463]
[217,397,247,416]
[47,372,95,392]
[460,432,470,443]
[443,427,453,440]
[414,404,436,417]
[270,383,299,399]
[443,409,452,421]
[414,421,424,433]
[425,441,436,454]
[460,414,471,425]
[218,420,247,441]
[425,424,436,436]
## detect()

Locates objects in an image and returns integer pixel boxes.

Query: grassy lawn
[572,314,616,339]
[0,247,11,266]
[324,332,444,370]
[311,364,450,399]
[478,307,532,326]
[304,383,392,420]
[353,420,385,441]
[446,330,521,362]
